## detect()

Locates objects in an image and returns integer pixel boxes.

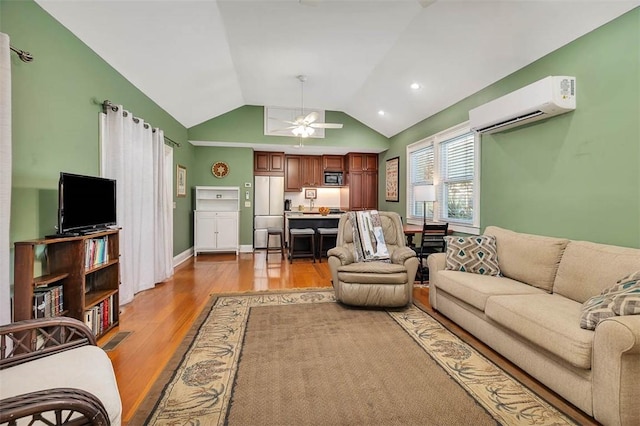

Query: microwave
[323,172,343,186]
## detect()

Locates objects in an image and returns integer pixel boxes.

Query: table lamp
[414,185,436,225]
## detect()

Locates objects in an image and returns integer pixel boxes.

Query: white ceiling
[36,0,638,138]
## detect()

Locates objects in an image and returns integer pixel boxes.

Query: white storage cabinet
[194,186,240,255]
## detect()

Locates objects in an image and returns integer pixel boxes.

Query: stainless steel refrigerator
[254,176,285,249]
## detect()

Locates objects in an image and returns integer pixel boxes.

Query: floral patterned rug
[135,290,577,425]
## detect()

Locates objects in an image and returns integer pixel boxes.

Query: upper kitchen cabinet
[285,155,303,191]
[302,156,322,187]
[254,151,285,176]
[346,153,378,172]
[322,155,345,172]
[285,155,322,191]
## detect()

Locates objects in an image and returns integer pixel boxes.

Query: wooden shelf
[85,289,119,310]
[86,259,118,275]
[33,272,69,287]
[14,230,120,339]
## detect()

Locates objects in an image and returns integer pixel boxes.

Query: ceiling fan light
[307,127,315,136]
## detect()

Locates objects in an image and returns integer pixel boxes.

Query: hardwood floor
[100,251,596,425]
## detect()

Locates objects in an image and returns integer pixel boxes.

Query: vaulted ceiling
[36,0,638,137]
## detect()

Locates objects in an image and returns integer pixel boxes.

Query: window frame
[406,121,480,234]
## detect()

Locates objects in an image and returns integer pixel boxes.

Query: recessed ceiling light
[410,83,421,90]
[378,110,385,116]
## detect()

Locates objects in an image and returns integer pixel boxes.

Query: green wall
[2,0,194,256]
[380,8,640,248]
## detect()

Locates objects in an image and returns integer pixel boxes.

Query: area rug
[135,290,577,425]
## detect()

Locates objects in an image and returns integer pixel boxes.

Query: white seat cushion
[0,345,122,425]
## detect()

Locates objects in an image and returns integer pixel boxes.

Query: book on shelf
[85,236,109,269]
[83,294,116,336]
[33,284,64,318]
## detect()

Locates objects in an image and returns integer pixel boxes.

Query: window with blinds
[408,144,434,219]
[440,132,474,223]
[406,123,480,233]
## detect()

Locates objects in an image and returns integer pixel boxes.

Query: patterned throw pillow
[580,271,640,330]
[444,235,501,276]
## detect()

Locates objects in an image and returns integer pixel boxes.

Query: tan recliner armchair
[327,211,419,307]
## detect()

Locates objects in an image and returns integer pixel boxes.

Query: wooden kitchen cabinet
[346,153,378,171]
[302,156,322,187]
[348,171,378,210]
[285,155,303,191]
[345,153,378,210]
[322,155,344,172]
[254,151,285,175]
[285,155,322,190]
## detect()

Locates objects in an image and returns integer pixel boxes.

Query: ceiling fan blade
[310,123,343,129]
[303,111,319,124]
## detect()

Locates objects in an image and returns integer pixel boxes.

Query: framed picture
[385,156,400,202]
[304,188,317,199]
[176,164,187,198]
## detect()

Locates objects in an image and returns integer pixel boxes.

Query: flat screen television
[58,172,117,235]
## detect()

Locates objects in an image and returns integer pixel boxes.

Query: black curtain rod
[10,45,34,62]
[102,100,181,147]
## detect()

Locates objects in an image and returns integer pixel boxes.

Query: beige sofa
[427,226,640,426]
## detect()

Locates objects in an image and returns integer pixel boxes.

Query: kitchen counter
[285,212,344,219]
[285,213,342,255]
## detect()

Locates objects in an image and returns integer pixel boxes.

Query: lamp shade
[414,185,436,202]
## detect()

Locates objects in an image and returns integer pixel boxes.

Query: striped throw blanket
[348,210,390,262]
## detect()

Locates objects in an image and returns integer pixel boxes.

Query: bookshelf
[13,229,120,338]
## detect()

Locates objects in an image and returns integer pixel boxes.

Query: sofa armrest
[0,387,110,426]
[593,315,640,426]
[426,253,447,310]
[0,317,96,370]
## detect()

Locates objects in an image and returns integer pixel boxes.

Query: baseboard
[173,247,193,267]
[239,244,254,253]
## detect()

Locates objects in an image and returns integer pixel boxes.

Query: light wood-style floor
[100,251,596,425]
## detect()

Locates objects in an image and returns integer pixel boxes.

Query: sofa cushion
[0,345,122,425]
[444,235,500,276]
[485,294,594,369]
[484,226,568,292]
[436,270,545,311]
[554,241,640,303]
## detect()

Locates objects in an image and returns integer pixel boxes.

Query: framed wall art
[304,188,317,199]
[176,164,187,197]
[385,156,399,202]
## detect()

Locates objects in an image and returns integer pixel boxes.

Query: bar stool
[316,227,338,262]
[266,227,285,259]
[289,228,316,263]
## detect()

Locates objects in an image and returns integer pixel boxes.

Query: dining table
[403,223,452,248]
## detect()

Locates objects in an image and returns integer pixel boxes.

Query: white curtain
[0,33,12,325]
[101,107,173,305]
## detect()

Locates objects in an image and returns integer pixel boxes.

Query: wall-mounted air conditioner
[469,76,576,134]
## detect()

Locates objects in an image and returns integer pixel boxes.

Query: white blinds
[439,132,475,222]
[409,144,434,219]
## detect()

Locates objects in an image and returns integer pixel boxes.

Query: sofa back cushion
[554,241,640,303]
[484,226,569,292]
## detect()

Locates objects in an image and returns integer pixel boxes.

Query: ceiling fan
[279,75,343,138]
